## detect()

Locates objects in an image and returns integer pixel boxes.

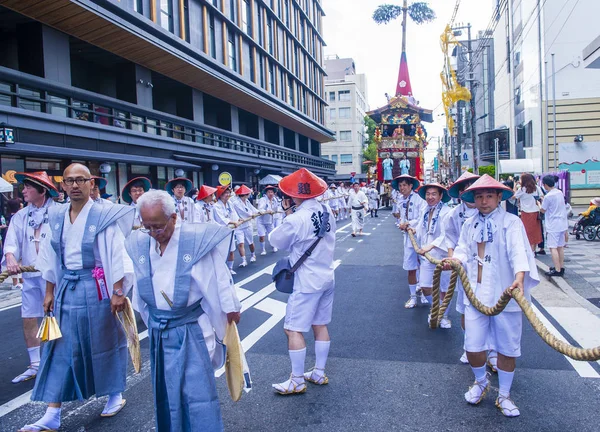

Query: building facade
[491,0,600,204]
[0,0,335,199]
[322,57,368,179]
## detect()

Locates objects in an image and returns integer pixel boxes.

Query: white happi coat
[174,196,201,223]
[367,187,380,210]
[257,196,278,226]
[36,200,134,295]
[443,202,478,252]
[391,189,401,213]
[453,207,540,312]
[132,220,240,367]
[2,198,56,278]
[416,202,451,261]
[196,201,215,224]
[324,189,339,210]
[398,191,427,249]
[233,198,258,230]
[213,200,240,227]
[269,199,336,293]
[130,201,142,227]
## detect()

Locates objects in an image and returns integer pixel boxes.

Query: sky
[322,0,496,163]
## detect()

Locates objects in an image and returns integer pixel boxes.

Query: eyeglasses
[139,221,170,235]
[63,177,91,186]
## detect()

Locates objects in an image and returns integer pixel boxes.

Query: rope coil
[407,230,600,361]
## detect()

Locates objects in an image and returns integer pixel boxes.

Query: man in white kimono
[415,183,452,328]
[127,190,242,431]
[444,174,539,417]
[324,184,339,219]
[539,175,569,277]
[394,175,427,309]
[121,176,151,227]
[367,183,380,218]
[269,168,335,395]
[391,187,402,226]
[195,184,217,223]
[19,164,134,432]
[444,172,481,363]
[349,183,368,237]
[232,185,258,265]
[166,177,200,223]
[90,176,112,205]
[257,185,278,254]
[339,182,350,220]
[213,186,243,274]
[3,171,58,384]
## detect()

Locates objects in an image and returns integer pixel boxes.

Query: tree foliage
[373,2,435,25]
[478,165,495,178]
[362,116,378,173]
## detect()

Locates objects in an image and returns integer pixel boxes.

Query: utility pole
[466,23,479,174]
[456,101,462,178]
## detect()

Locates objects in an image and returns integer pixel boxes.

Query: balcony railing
[0,67,335,172]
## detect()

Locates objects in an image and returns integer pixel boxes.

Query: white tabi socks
[496,368,520,417]
[304,340,331,385]
[101,392,126,416]
[465,365,490,405]
[12,347,40,383]
[20,406,61,431]
[273,348,307,394]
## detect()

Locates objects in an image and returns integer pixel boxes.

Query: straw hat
[263,185,278,193]
[329,183,337,189]
[121,177,151,204]
[224,322,245,402]
[418,182,451,203]
[197,185,217,201]
[278,168,327,199]
[14,171,59,197]
[91,176,107,190]
[391,174,420,191]
[165,177,193,196]
[235,184,252,196]
[460,174,514,203]
[448,171,480,199]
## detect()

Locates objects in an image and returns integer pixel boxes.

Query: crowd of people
[0,163,577,430]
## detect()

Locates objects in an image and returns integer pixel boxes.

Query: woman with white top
[514,173,543,252]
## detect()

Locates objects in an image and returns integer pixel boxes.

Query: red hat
[235,184,253,196]
[278,168,327,199]
[121,177,151,203]
[360,182,366,187]
[15,171,59,197]
[197,185,217,201]
[91,176,107,190]
[418,182,451,203]
[216,185,231,199]
[460,174,514,203]
[448,171,480,199]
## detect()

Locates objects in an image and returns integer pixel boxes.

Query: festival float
[367,52,433,182]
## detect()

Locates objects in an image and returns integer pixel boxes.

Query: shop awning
[3,142,201,169]
[0,176,13,193]
[498,159,535,175]
[259,174,283,185]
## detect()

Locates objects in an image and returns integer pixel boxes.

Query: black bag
[272,205,330,294]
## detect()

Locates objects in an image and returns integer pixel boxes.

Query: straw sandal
[272,375,307,395]
[496,395,520,417]
[464,379,490,405]
[12,364,39,384]
[304,367,329,385]
[100,399,127,417]
[487,351,498,373]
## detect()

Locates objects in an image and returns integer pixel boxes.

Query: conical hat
[14,171,58,197]
[197,185,217,201]
[216,185,231,199]
[460,174,514,203]
[224,322,245,402]
[91,176,107,190]
[391,174,420,191]
[418,182,451,203]
[165,177,193,196]
[121,177,151,203]
[448,171,480,199]
[329,183,337,189]
[235,184,252,196]
[278,168,327,199]
[263,185,278,192]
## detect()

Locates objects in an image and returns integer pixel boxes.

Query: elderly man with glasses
[126,189,242,432]
[19,164,135,432]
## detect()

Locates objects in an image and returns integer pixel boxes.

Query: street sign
[218,172,232,186]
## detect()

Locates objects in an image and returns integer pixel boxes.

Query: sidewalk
[536,210,600,313]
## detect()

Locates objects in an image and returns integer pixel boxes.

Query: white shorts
[464,304,523,357]
[22,277,45,318]
[392,204,399,215]
[402,242,419,271]
[284,288,335,333]
[546,230,566,248]
[233,229,246,247]
[237,225,254,245]
[257,222,274,237]
[419,257,450,291]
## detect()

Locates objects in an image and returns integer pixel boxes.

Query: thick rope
[0,266,38,284]
[407,230,600,361]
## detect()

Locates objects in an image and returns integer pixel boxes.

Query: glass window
[160,0,174,32]
[340,154,352,165]
[328,108,336,119]
[339,130,352,141]
[147,118,159,135]
[338,90,350,101]
[330,154,338,164]
[228,30,237,71]
[287,78,294,106]
[321,155,329,160]
[208,13,216,58]
[25,158,61,171]
[269,62,275,94]
[134,0,143,14]
[242,0,252,35]
[130,114,143,132]
[339,107,350,118]
[249,48,256,82]
[267,18,274,54]
[0,81,12,107]
[48,94,68,117]
[258,54,265,88]
[328,91,335,102]
[257,7,263,45]
[230,0,236,22]
[131,165,151,175]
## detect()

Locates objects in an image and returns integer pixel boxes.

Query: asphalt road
[1,209,600,431]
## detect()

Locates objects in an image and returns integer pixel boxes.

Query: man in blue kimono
[127,190,242,432]
[19,164,134,432]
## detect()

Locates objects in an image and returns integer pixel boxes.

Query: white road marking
[0,391,33,417]
[336,223,352,233]
[531,304,600,378]
[358,239,363,243]
[347,248,354,253]
[372,227,377,230]
[0,303,21,312]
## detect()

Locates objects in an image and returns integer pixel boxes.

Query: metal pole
[494,138,499,180]
[456,102,462,178]
[551,53,557,171]
[467,24,479,174]
[544,60,549,173]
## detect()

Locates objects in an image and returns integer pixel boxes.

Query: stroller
[573,208,600,241]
